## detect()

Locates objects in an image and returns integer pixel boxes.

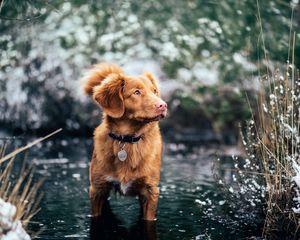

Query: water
[5,137,263,239]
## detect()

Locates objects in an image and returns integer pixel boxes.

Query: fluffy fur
[83,63,167,221]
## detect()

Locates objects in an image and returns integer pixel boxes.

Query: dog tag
[118,149,127,161]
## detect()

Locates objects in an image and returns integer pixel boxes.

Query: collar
[108,132,143,143]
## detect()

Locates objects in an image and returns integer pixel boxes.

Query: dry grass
[242,30,300,238]
[239,2,300,238]
[0,150,42,230]
[219,4,300,237]
[0,128,62,235]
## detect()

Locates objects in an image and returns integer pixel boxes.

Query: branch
[0,0,5,15]
[0,128,63,164]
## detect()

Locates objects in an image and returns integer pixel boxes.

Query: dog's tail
[82,63,123,96]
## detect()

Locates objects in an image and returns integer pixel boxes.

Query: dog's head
[83,63,167,122]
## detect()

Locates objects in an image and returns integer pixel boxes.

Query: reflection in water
[3,137,263,239]
[90,200,157,240]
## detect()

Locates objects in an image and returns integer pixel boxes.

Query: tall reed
[0,129,62,237]
[241,31,300,238]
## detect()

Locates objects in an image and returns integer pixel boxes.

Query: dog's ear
[82,63,123,96]
[144,72,160,95]
[93,74,125,118]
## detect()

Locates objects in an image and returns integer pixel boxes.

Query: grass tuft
[0,128,62,237]
[235,31,300,238]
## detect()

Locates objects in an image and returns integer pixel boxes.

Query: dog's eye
[154,89,157,94]
[134,90,141,96]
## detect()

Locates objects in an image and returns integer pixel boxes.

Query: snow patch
[0,198,30,240]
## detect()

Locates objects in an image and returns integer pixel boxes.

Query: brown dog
[83,63,167,221]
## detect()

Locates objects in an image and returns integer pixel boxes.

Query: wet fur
[83,63,165,221]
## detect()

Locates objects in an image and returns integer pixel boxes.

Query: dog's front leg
[139,185,159,221]
[89,183,110,217]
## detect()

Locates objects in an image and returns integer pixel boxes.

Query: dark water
[4,136,263,240]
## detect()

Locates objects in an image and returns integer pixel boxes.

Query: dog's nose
[155,100,167,111]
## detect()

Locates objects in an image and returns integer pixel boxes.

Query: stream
[3,136,263,239]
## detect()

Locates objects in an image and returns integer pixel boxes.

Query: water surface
[7,137,262,239]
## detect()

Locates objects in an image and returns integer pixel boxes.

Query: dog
[83,63,167,221]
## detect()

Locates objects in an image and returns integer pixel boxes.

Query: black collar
[108,132,143,143]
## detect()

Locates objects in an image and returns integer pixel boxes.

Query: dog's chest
[105,176,135,195]
[112,142,147,169]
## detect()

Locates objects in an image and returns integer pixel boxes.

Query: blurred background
[1,0,299,143]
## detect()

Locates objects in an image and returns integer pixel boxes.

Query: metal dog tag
[118,149,127,161]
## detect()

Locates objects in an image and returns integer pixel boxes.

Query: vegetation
[239,65,300,238]
[252,47,300,238]
[0,147,41,239]
[0,0,299,134]
[0,129,62,238]
[219,26,300,240]
[213,2,300,237]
